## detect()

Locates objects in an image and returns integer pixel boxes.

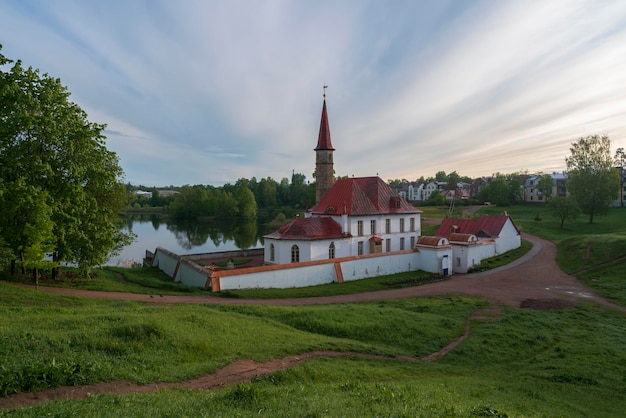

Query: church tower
[314,89,335,204]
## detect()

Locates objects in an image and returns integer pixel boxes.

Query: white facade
[492,219,522,254]
[423,181,446,200]
[264,212,421,265]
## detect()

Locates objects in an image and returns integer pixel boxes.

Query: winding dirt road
[24,233,625,312]
[2,232,624,410]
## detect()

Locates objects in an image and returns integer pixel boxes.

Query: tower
[314,88,335,204]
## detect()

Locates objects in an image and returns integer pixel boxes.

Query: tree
[547,196,580,228]
[615,147,625,207]
[0,46,132,276]
[445,171,460,191]
[435,171,447,182]
[566,135,620,223]
[537,174,554,201]
[479,174,510,206]
[427,191,445,206]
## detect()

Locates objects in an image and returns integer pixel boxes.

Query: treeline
[390,170,530,206]
[128,173,314,220]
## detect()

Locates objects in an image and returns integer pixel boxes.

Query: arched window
[270,244,275,262]
[291,245,300,263]
[329,242,335,259]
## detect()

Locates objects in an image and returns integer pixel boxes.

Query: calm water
[107,215,265,266]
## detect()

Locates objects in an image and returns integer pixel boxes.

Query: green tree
[566,135,620,223]
[445,171,461,190]
[235,184,258,219]
[427,190,445,206]
[480,174,510,206]
[0,46,132,276]
[547,196,580,228]
[256,177,278,207]
[615,147,625,207]
[537,174,554,201]
[168,186,211,219]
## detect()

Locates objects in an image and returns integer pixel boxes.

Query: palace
[264,96,423,265]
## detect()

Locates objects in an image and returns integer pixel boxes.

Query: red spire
[314,99,334,150]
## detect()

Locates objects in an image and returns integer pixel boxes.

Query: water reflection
[109,214,268,266]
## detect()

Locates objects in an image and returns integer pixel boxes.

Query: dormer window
[326,205,336,213]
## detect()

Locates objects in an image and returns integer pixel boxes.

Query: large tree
[547,196,580,228]
[566,135,619,223]
[0,46,132,276]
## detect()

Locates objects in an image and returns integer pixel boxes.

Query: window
[357,241,363,255]
[270,244,275,261]
[400,237,405,250]
[410,236,415,249]
[400,218,405,233]
[385,219,390,233]
[291,245,299,263]
[357,220,363,236]
[410,217,415,232]
[370,220,376,235]
[385,238,391,252]
[329,242,335,259]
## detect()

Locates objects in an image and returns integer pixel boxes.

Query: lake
[107,215,266,266]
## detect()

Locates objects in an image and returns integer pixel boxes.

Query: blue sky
[2,0,625,186]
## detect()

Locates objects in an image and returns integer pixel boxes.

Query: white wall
[152,247,179,278]
[175,259,210,289]
[415,246,453,274]
[493,220,521,254]
[215,250,447,291]
[451,242,495,273]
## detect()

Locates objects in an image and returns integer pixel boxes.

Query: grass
[1,285,624,417]
[1,267,208,296]
[468,239,532,272]
[479,204,626,243]
[2,205,626,415]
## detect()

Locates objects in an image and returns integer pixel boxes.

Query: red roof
[310,176,421,216]
[435,215,519,239]
[264,217,344,241]
[314,99,334,151]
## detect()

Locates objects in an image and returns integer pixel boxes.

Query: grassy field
[1,283,625,417]
[1,204,626,416]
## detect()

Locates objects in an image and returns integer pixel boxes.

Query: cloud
[1,0,625,185]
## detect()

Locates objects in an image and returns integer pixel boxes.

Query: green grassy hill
[1,204,626,416]
[1,282,625,417]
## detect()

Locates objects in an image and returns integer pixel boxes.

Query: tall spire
[314,86,335,203]
[315,86,334,151]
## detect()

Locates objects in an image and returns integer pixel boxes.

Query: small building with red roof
[434,214,521,272]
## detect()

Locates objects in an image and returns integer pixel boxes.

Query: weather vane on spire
[323,84,328,98]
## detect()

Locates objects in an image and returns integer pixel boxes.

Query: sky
[1,0,626,187]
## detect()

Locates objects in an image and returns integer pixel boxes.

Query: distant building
[157,189,179,197]
[523,172,567,202]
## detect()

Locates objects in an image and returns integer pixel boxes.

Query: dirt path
[0,305,501,410]
[21,234,625,312]
[2,233,624,409]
